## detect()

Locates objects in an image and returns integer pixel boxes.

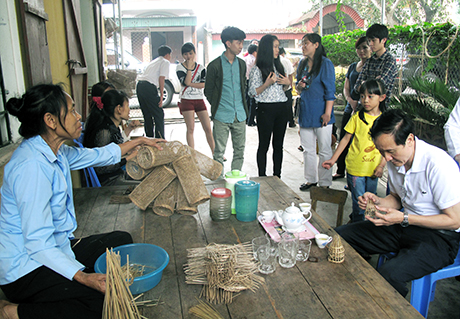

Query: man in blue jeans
[336,108,460,297]
[204,27,248,175]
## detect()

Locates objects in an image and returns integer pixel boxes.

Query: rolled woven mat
[175,182,198,215]
[129,165,176,210]
[137,141,185,169]
[172,154,210,207]
[126,157,153,180]
[152,179,178,217]
[183,146,222,181]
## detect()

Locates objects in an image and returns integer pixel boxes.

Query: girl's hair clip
[92,96,103,110]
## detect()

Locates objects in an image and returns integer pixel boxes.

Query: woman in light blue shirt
[0,84,164,319]
[296,33,336,191]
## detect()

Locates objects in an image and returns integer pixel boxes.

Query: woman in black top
[83,90,139,185]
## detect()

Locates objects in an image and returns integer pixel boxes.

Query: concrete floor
[130,96,460,319]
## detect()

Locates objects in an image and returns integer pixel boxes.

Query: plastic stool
[73,139,101,188]
[377,248,460,317]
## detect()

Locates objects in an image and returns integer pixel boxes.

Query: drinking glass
[296,239,312,261]
[257,246,276,274]
[278,236,299,268]
[252,235,270,261]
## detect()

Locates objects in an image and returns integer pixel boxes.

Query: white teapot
[275,202,312,231]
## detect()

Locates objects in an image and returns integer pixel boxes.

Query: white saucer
[282,225,305,233]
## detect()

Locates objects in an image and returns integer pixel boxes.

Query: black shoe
[299,183,317,191]
[344,185,349,191]
[289,122,296,128]
[298,145,304,152]
[332,174,345,180]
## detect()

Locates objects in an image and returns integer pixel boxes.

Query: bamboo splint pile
[125,141,223,216]
[103,248,143,319]
[189,298,224,319]
[184,243,265,304]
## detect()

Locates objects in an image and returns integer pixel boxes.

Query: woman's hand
[320,113,331,126]
[184,58,195,70]
[73,270,106,294]
[119,138,166,157]
[265,72,277,86]
[124,120,142,137]
[128,120,141,130]
[140,137,166,150]
[276,74,291,86]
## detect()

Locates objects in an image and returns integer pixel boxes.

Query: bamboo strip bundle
[183,146,223,181]
[172,154,210,206]
[153,179,178,217]
[103,248,142,319]
[189,298,224,319]
[137,141,185,169]
[184,243,264,304]
[126,157,153,180]
[129,165,176,210]
[175,182,198,215]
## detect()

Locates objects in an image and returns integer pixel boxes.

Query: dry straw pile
[184,243,265,304]
[125,141,222,216]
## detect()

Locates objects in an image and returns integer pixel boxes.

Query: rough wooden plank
[81,187,121,235]
[73,187,99,238]
[140,209,183,319]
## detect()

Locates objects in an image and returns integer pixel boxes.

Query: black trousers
[136,80,164,138]
[256,102,288,178]
[336,109,352,175]
[336,222,460,296]
[1,231,133,319]
[285,90,295,125]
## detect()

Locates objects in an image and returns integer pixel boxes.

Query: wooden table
[73,176,422,318]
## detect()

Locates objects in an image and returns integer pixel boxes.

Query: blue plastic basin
[94,243,169,295]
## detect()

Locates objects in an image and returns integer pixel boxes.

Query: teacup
[315,233,333,249]
[262,211,275,223]
[299,203,311,213]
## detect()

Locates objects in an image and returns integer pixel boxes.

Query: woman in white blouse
[248,34,291,178]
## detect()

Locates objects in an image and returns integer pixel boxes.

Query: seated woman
[0,84,164,319]
[83,89,141,185]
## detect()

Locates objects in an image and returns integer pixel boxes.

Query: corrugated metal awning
[122,16,197,28]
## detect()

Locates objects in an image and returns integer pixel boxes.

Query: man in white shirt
[444,97,460,165]
[136,45,171,138]
[336,108,460,297]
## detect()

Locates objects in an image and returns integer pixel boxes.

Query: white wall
[0,0,25,142]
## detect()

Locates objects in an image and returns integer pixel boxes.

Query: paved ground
[129,95,460,318]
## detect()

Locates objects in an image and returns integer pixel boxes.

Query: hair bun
[6,97,25,117]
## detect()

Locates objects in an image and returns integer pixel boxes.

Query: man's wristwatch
[401,212,409,227]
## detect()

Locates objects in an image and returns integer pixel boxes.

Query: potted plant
[391,77,460,150]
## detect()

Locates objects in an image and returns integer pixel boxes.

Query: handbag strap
[182,64,200,95]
